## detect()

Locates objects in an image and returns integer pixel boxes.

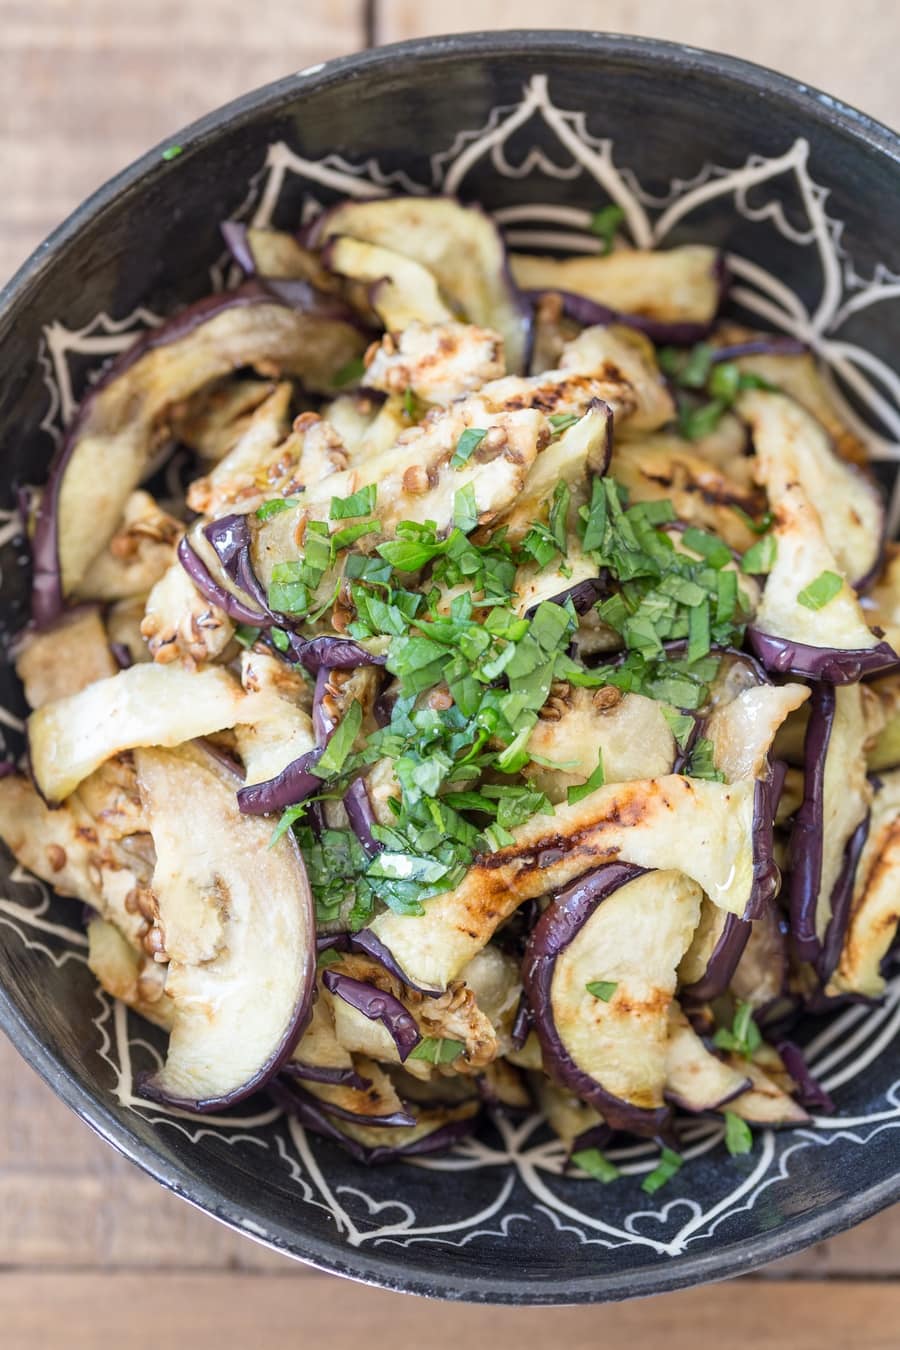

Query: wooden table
[1,4,899,1345]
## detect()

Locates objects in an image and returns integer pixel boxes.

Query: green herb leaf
[589,204,625,255]
[270,627,290,653]
[330,484,377,520]
[641,1147,683,1195]
[451,427,488,469]
[454,483,479,534]
[233,624,261,649]
[797,569,843,611]
[333,356,366,388]
[684,736,724,782]
[681,527,732,570]
[678,343,715,390]
[548,412,580,433]
[407,1037,466,1065]
[256,496,300,521]
[712,1000,762,1061]
[567,748,605,805]
[724,1110,754,1156]
[161,145,183,161]
[678,397,728,441]
[585,979,618,1002]
[312,700,362,778]
[741,534,777,575]
[571,1147,620,1183]
[661,707,696,750]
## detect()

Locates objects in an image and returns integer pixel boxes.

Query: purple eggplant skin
[281,1061,373,1091]
[220,220,257,276]
[272,1080,479,1165]
[343,777,382,856]
[524,288,719,347]
[682,914,752,1002]
[235,745,325,815]
[745,762,786,922]
[523,862,676,1142]
[568,1121,615,1159]
[818,811,871,983]
[322,969,421,1061]
[287,633,387,672]
[747,629,900,684]
[525,573,610,619]
[790,684,836,964]
[177,534,272,627]
[776,1040,836,1114]
[510,992,533,1050]
[341,928,440,998]
[710,337,808,362]
[203,513,272,617]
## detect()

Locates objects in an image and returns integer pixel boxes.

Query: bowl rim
[1,28,899,1304]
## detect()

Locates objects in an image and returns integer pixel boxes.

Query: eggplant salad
[5,195,900,1183]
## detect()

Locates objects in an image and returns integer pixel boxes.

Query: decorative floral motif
[4,73,900,1262]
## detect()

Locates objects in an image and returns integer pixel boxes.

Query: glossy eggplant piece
[14,605,117,709]
[524,865,702,1138]
[86,916,174,1032]
[134,745,315,1110]
[31,285,365,624]
[367,773,770,992]
[308,196,530,374]
[664,1003,750,1111]
[828,770,900,998]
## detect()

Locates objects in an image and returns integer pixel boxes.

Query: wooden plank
[2,1032,899,1274]
[0,0,365,282]
[375,0,900,130]
[2,1273,899,1350]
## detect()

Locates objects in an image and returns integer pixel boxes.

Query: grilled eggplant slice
[741,391,894,678]
[829,770,900,998]
[705,682,809,784]
[309,196,529,374]
[532,1074,605,1150]
[15,605,116,708]
[87,916,174,1031]
[75,491,181,602]
[324,235,454,330]
[170,377,279,461]
[364,321,505,404]
[610,438,764,553]
[525,866,702,1137]
[185,382,295,516]
[664,1003,750,1111]
[135,745,315,1110]
[369,774,765,993]
[27,663,254,803]
[32,287,365,621]
[233,650,315,787]
[510,245,723,336]
[739,388,882,587]
[721,1055,810,1127]
[524,687,676,803]
[791,683,872,962]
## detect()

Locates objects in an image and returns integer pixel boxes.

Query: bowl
[1,31,899,1305]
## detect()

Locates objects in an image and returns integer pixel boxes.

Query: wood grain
[3,1273,900,1350]
[376,0,900,130]
[0,0,364,281]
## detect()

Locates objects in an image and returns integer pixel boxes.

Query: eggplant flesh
[134,745,315,1110]
[36,291,365,610]
[87,916,174,1031]
[721,1055,810,1126]
[364,321,505,405]
[829,770,900,998]
[524,687,676,803]
[664,1004,750,1111]
[705,683,809,784]
[15,606,116,709]
[530,868,701,1136]
[309,196,530,375]
[739,392,886,661]
[27,663,254,804]
[369,774,761,993]
[324,235,454,331]
[510,246,722,327]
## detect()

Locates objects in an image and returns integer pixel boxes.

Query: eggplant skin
[748,630,899,684]
[523,865,700,1141]
[133,746,316,1112]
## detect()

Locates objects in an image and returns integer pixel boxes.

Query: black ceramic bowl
[1,32,899,1305]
